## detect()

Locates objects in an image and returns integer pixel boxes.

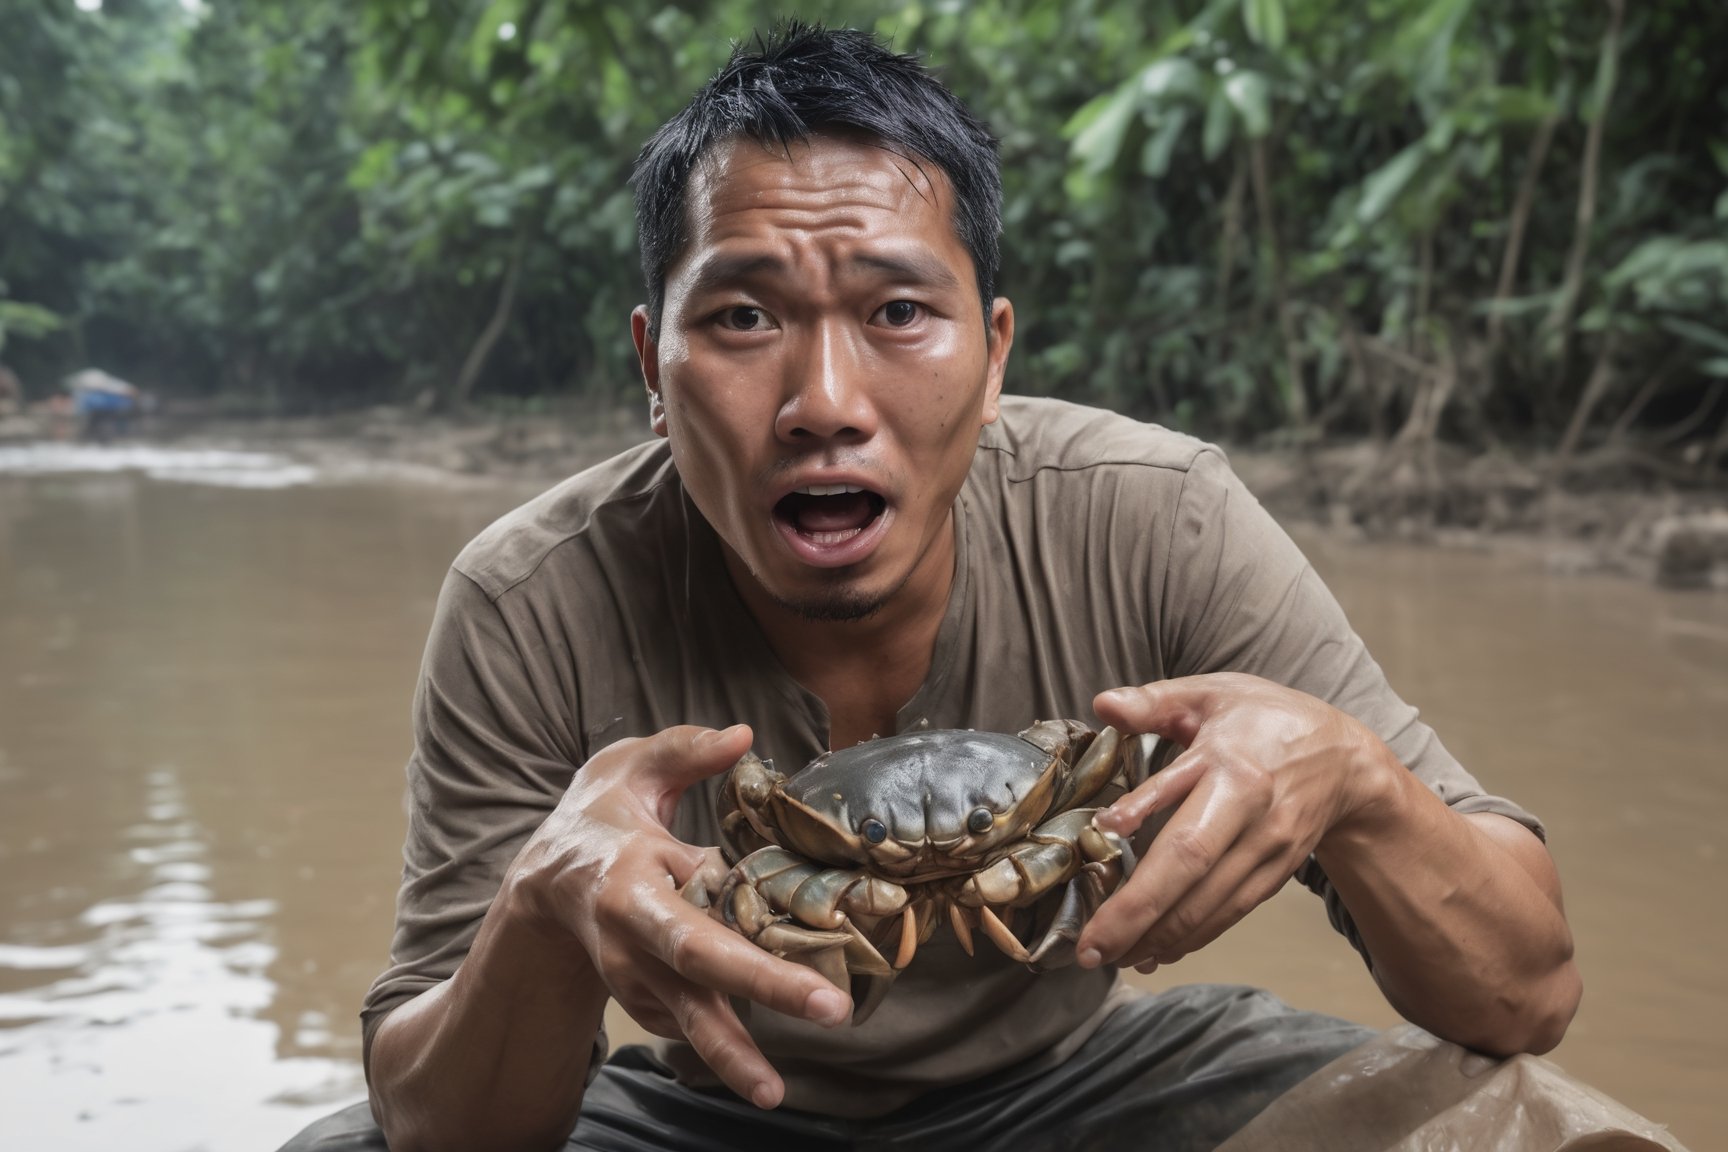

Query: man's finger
[1116,839,1288,966]
[632,723,756,787]
[1094,678,1224,746]
[1156,852,1302,960]
[649,894,852,1027]
[1095,744,1208,837]
[597,723,754,827]
[1076,770,1248,965]
[665,984,788,1109]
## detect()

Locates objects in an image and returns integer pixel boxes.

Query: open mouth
[774,484,888,548]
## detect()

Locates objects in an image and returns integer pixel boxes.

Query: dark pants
[280,984,1374,1152]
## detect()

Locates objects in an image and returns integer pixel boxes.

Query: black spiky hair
[630,21,1003,337]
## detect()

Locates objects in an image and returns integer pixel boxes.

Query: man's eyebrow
[681,250,964,297]
[848,252,962,291]
[683,253,788,298]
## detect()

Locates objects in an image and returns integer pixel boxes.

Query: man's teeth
[796,483,866,496]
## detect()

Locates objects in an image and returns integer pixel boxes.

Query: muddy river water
[0,447,1723,1149]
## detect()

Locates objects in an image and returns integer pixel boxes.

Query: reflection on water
[0,764,356,1149]
[0,461,532,1150]
[0,452,1723,1149]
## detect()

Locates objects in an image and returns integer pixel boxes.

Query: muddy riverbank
[8,401,1725,588]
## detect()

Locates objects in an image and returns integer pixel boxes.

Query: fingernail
[1077,946,1102,969]
[750,1081,780,1110]
[807,986,850,1026]
[1114,793,1154,825]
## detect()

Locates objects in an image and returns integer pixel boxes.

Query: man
[286,25,1581,1152]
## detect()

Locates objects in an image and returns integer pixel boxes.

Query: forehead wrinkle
[670,137,967,310]
[695,137,945,224]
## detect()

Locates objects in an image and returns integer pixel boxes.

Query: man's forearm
[368,876,610,1152]
[1317,750,1581,1056]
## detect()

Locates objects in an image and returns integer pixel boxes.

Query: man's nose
[774,321,878,445]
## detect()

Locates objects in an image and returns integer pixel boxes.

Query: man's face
[633,135,1013,622]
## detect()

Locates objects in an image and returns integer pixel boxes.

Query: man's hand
[508,724,852,1108]
[370,726,853,1150]
[1076,673,1580,1056]
[1076,673,1387,972]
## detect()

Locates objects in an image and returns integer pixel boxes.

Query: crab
[681,721,1156,1024]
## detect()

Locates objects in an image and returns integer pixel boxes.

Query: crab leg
[894,906,919,969]
[948,901,976,956]
[753,923,852,991]
[954,807,1135,968]
[976,905,1027,961]
[961,808,1101,907]
[789,867,908,929]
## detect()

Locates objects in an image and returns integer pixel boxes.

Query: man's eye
[718,306,767,331]
[877,300,922,328]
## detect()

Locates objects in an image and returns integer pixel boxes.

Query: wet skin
[632,135,1013,637]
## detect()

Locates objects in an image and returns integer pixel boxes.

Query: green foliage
[0,0,1724,461]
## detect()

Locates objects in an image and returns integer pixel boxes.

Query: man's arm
[1080,675,1580,1056]
[367,726,852,1152]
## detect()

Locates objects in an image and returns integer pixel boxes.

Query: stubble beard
[764,572,896,623]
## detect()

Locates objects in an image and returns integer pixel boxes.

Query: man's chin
[769,586,888,623]
[762,564,909,624]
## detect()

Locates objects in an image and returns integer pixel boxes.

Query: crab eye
[860,818,888,845]
[967,807,994,835]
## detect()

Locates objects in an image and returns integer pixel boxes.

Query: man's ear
[631,305,668,438]
[981,296,1015,426]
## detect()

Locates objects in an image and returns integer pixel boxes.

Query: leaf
[0,300,63,339]
[1138,58,1204,103]
[1394,0,1476,100]
[1223,71,1272,139]
[1202,86,1233,162]
[1242,0,1286,50]
[1067,82,1139,175]
[346,140,396,192]
[1141,108,1191,178]
[1355,141,1427,224]
[1605,236,1686,290]
[1487,86,1556,124]
[1701,358,1728,379]
[1055,238,1094,267]
[1662,317,1728,357]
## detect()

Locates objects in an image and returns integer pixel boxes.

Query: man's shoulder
[979,395,1222,480]
[452,437,678,600]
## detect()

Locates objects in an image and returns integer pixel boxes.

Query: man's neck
[725,519,956,751]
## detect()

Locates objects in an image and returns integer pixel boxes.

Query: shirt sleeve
[358,566,607,1081]
[1156,448,1545,961]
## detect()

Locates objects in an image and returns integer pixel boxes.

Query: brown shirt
[361,395,1541,1115]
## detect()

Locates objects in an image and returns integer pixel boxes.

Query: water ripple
[0,443,317,489]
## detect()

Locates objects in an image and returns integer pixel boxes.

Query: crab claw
[676,846,732,912]
[955,809,1134,970]
[1025,849,1132,970]
[709,846,908,1024]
